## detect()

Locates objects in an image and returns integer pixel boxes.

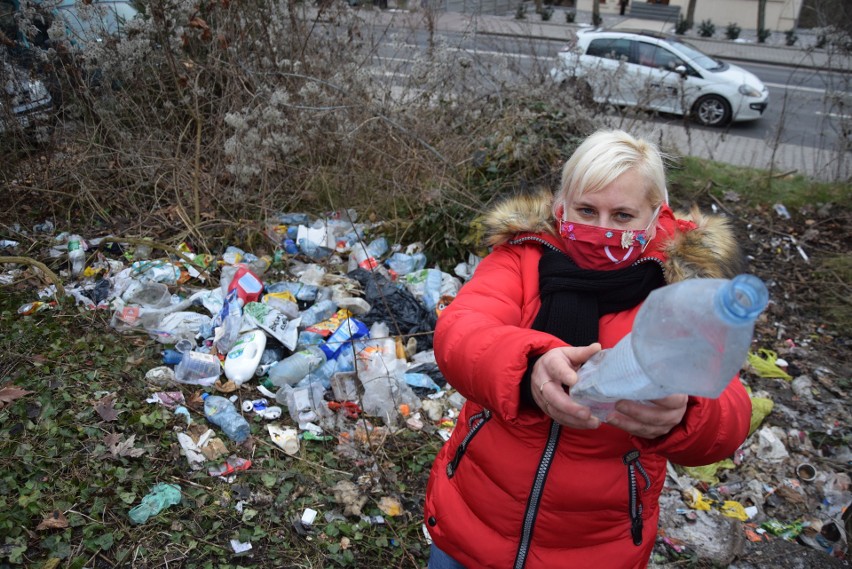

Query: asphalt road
[369,29,850,152]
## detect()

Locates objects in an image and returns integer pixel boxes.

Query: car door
[580,37,636,107]
[633,41,686,114]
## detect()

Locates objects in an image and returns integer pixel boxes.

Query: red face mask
[559,220,651,271]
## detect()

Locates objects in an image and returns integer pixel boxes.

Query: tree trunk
[757,0,767,42]
[592,0,601,27]
[686,0,697,27]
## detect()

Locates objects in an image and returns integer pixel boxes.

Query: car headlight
[738,84,762,97]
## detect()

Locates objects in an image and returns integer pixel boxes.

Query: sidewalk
[353,5,851,181]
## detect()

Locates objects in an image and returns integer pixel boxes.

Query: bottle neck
[714,274,769,325]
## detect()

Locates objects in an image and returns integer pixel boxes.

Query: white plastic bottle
[67,235,86,276]
[571,274,769,419]
[224,329,267,385]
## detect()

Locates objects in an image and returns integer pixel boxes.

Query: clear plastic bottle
[350,237,388,270]
[386,251,427,277]
[571,275,769,419]
[203,394,251,442]
[267,345,327,387]
[214,290,243,354]
[299,299,338,328]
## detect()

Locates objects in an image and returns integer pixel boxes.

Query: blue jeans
[428,544,467,569]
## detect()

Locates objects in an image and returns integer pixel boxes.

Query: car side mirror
[674,64,688,76]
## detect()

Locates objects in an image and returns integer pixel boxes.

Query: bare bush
[2,1,597,259]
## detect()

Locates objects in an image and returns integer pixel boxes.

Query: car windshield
[665,38,723,71]
[56,1,137,42]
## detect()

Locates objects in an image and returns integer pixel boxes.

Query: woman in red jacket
[424,129,752,569]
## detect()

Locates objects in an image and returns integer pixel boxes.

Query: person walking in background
[423,129,752,568]
[620,0,629,16]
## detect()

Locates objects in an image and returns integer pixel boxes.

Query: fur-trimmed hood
[483,190,745,283]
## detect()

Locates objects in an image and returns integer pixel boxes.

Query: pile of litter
[3,209,849,564]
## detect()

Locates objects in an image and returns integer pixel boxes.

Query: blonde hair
[553,129,668,219]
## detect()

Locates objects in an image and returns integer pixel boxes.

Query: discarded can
[795,462,817,482]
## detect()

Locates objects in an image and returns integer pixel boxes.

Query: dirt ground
[648,194,851,567]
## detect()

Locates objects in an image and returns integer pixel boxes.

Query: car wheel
[692,95,732,127]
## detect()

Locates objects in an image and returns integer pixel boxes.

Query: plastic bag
[128,483,181,524]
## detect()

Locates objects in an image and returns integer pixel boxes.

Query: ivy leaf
[36,510,69,531]
[94,394,120,422]
[104,433,145,458]
[0,384,33,410]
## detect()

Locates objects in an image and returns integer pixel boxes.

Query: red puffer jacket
[424,194,752,569]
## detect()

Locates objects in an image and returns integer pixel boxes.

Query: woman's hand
[531,343,602,430]
[606,395,688,439]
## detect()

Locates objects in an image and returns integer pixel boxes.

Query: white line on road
[764,82,828,95]
[815,111,852,120]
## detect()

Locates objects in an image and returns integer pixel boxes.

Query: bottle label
[359,257,378,270]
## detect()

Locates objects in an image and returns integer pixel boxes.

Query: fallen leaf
[94,394,120,421]
[105,433,145,458]
[36,510,69,531]
[0,384,34,410]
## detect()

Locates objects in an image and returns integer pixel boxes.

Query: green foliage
[515,2,527,19]
[757,28,772,43]
[674,15,692,35]
[539,5,554,21]
[725,22,742,40]
[697,19,716,38]
[785,28,799,46]
[565,9,576,23]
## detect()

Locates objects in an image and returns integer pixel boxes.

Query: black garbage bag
[347,268,436,351]
[81,278,112,305]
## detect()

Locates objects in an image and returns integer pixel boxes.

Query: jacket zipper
[513,420,562,569]
[445,409,492,478]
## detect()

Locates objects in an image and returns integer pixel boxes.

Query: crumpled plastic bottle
[203,394,251,443]
[214,290,243,354]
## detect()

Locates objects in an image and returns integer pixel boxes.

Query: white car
[0,61,53,136]
[550,29,769,127]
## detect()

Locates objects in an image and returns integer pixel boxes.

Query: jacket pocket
[445,409,492,478]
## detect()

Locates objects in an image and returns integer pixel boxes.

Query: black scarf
[532,248,665,343]
[521,248,664,406]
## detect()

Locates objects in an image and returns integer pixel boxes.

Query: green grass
[668,156,850,209]
[1,137,850,568]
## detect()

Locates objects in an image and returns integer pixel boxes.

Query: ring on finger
[539,379,555,394]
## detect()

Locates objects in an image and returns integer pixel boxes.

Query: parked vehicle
[0,59,53,137]
[550,28,769,127]
[1,0,138,134]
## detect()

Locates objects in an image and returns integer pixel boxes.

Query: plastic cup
[175,351,221,384]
